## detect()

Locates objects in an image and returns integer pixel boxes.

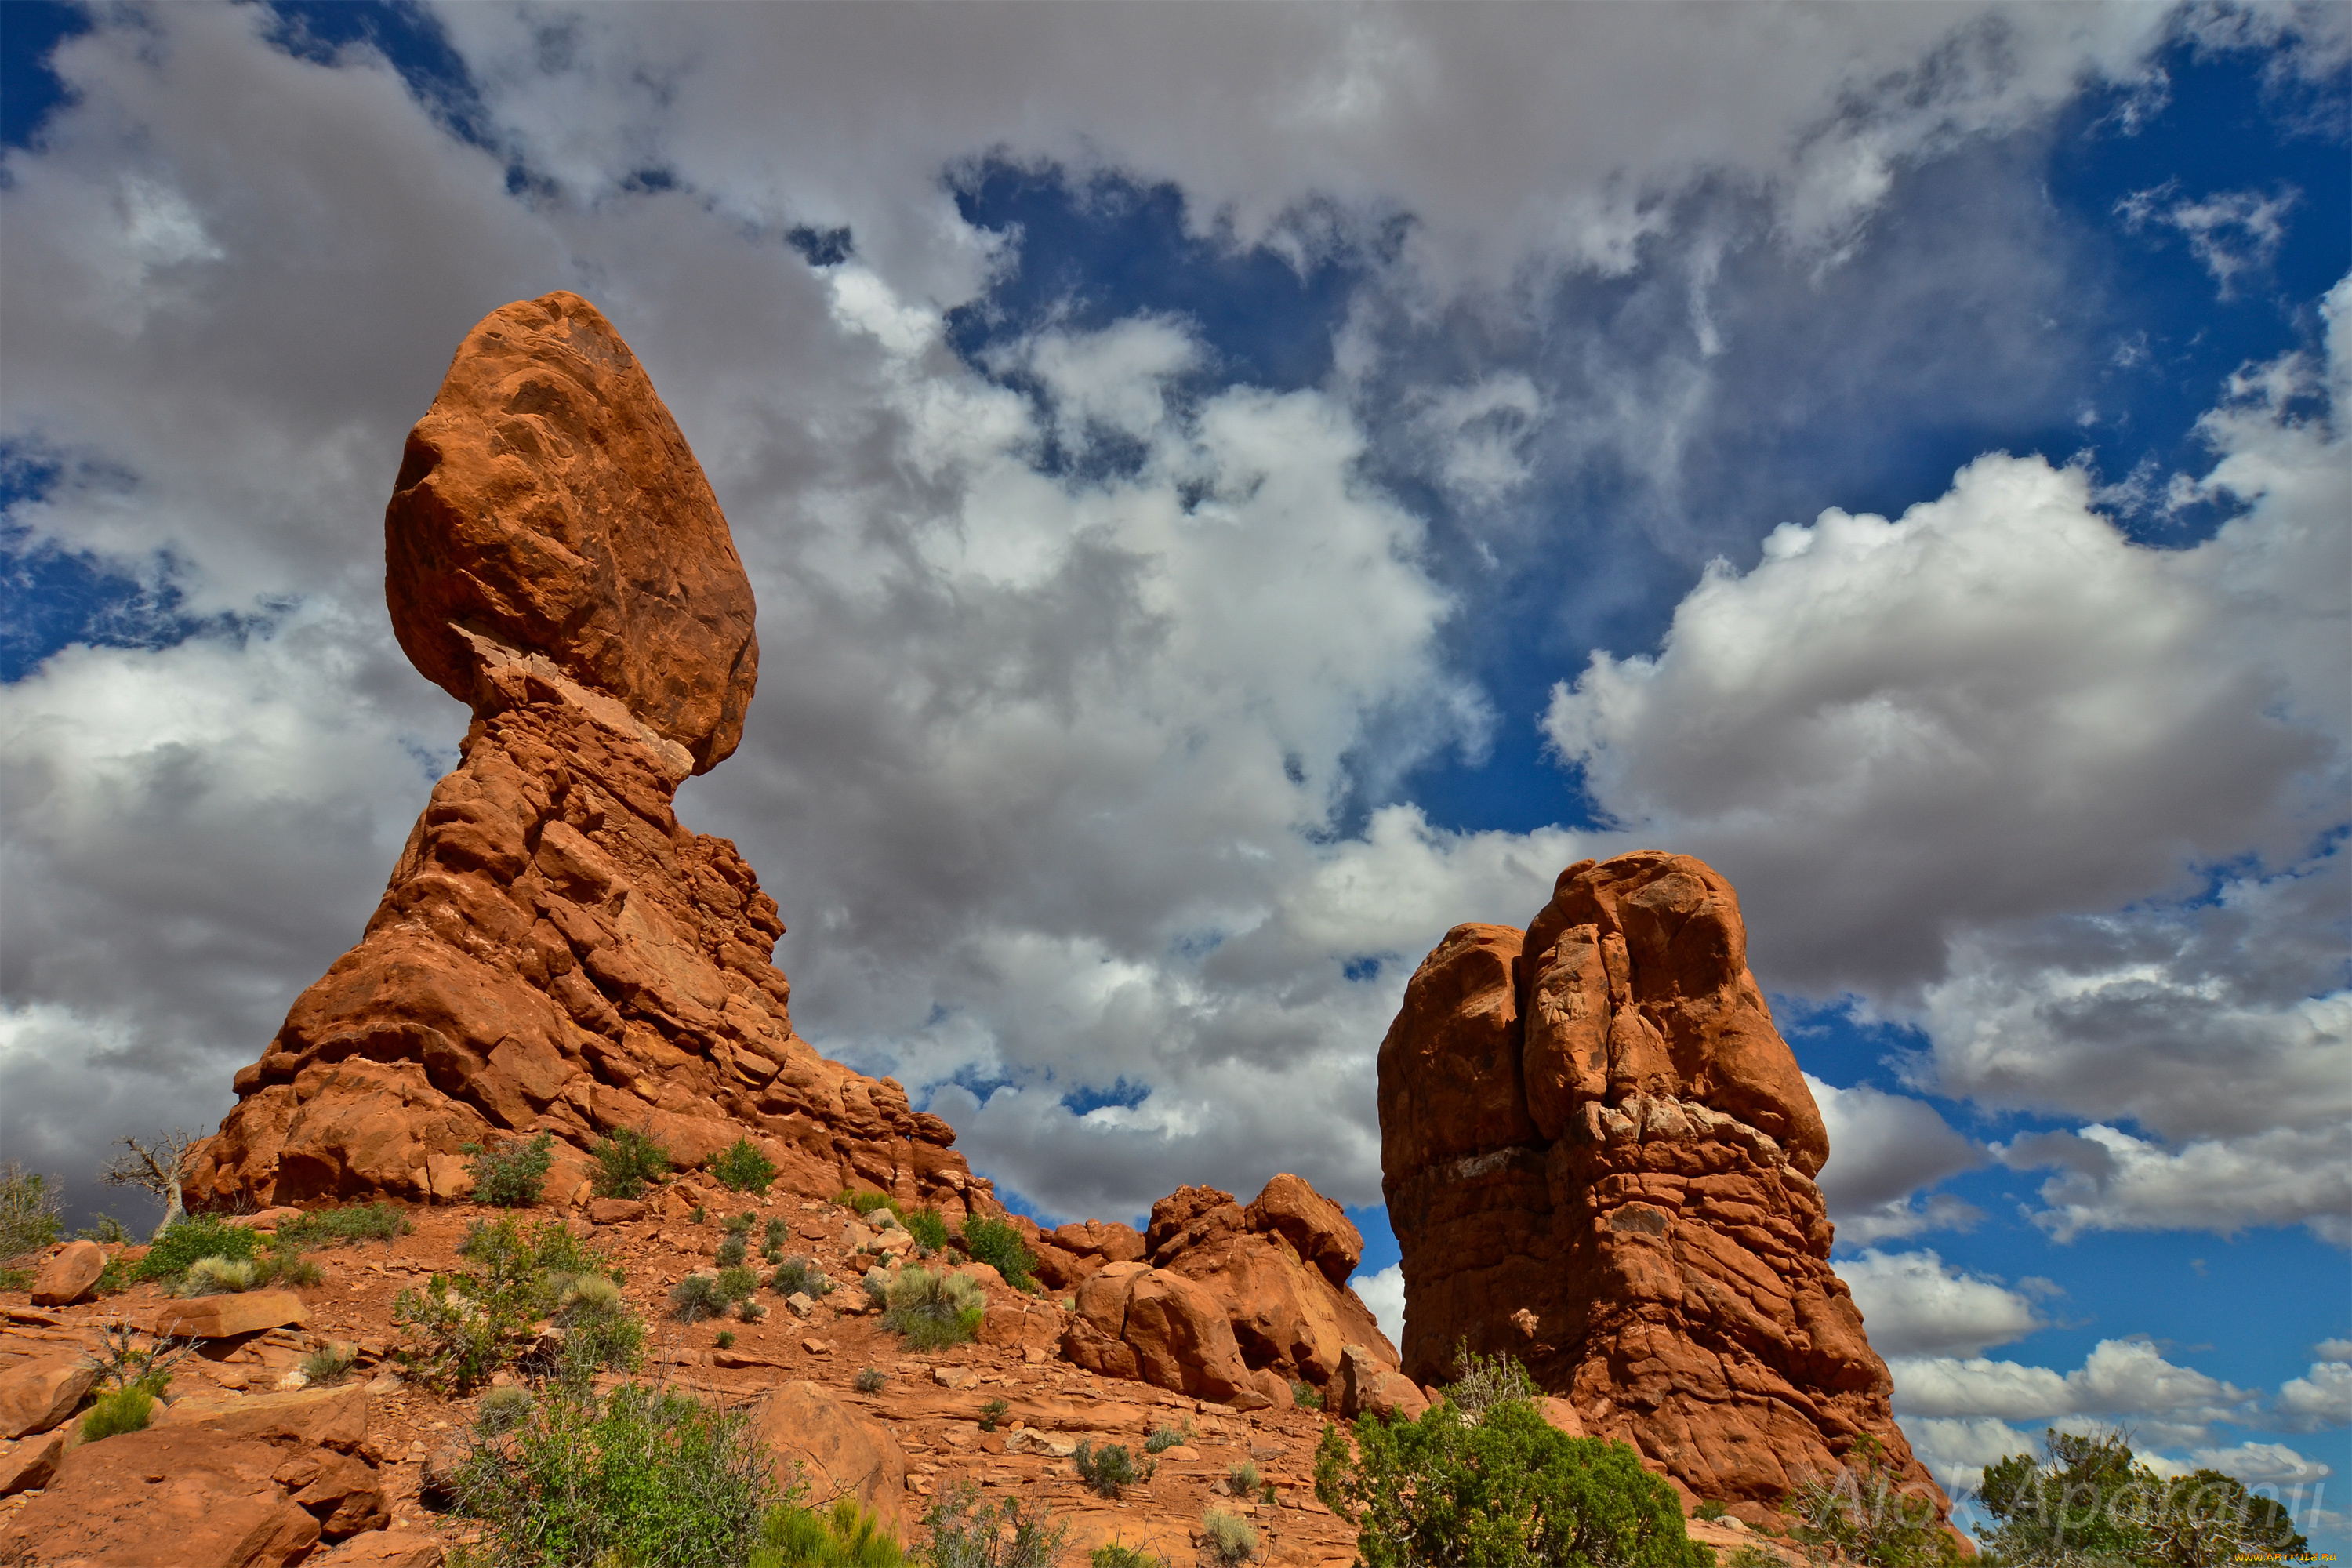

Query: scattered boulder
[29,1240,105,1306]
[310,1532,446,1568]
[1332,1343,1429,1423]
[586,1197,649,1225]
[151,1289,310,1340]
[1378,851,1947,1520]
[1061,1262,1253,1403]
[0,1428,67,1496]
[0,1354,96,1439]
[185,293,992,1226]
[750,1381,909,1534]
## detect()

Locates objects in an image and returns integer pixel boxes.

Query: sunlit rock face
[191,294,984,1220]
[1379,850,1947,1526]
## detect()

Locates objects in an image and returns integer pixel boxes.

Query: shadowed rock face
[190,294,982,1220]
[1379,851,1946,1526]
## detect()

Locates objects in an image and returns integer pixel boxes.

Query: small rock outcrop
[1378,851,1945,1524]
[1041,1174,1404,1411]
[188,293,985,1221]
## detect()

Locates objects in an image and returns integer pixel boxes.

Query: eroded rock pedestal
[189,292,983,1219]
[1379,851,1944,1523]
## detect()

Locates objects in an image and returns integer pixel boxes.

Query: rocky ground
[0,1179,1788,1566]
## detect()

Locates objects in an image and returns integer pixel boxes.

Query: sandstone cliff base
[1380,850,1948,1527]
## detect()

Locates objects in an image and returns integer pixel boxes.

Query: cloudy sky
[2,0,2345,1539]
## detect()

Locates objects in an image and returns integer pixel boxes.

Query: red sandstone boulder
[30,1240,104,1306]
[187,296,990,1227]
[750,1381,910,1535]
[0,1355,94,1439]
[1333,1343,1429,1423]
[1062,1262,1255,1403]
[385,291,758,775]
[151,1290,309,1340]
[1378,851,1946,1521]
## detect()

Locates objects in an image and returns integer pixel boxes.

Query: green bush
[717,1330,738,1349]
[1975,1429,2307,1568]
[1696,1500,1728,1522]
[854,1367,887,1394]
[712,1138,779,1195]
[1316,1395,1709,1568]
[552,1273,645,1376]
[718,1265,761,1302]
[77,1214,130,1243]
[880,1267,985,1351]
[838,1189,901,1221]
[79,1385,157,1443]
[752,1496,905,1568]
[772,1257,834,1298]
[920,1483,1068,1568]
[673,1273,731,1322]
[726,1210,758,1235]
[717,1233,750,1269]
[1201,1508,1258,1566]
[1144,1423,1189,1454]
[1290,1378,1323,1410]
[978,1398,1011,1433]
[591,1126,670,1200]
[396,1217,622,1392]
[449,1376,778,1568]
[180,1254,259,1295]
[904,1207,949,1253]
[258,1245,324,1288]
[1074,1440,1154,1499]
[479,1385,535,1433]
[738,1298,767,1323]
[764,1217,789,1247]
[301,1341,358,1385]
[276,1202,409,1248]
[955,1215,1036,1292]
[0,1162,63,1265]
[1446,1341,1542,1421]
[1091,1547,1169,1568]
[1785,1434,1962,1568]
[136,1214,260,1283]
[465,1131,556,1208]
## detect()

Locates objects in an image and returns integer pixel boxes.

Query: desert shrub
[0,1265,31,1290]
[717,1330,738,1349]
[0,1162,63,1265]
[1228,1461,1265,1500]
[1074,1440,1154,1499]
[1144,1422,1190,1454]
[717,1233,751,1269]
[1785,1434,1963,1568]
[465,1131,556,1208]
[954,1215,1036,1292]
[396,1217,620,1392]
[904,1207,949,1254]
[1290,1378,1323,1410]
[1202,1508,1258,1566]
[1696,1500,1728,1521]
[1973,1429,2307,1568]
[1091,1548,1169,1568]
[753,1496,906,1568]
[591,1126,670,1200]
[256,1244,324,1288]
[77,1214,130,1243]
[920,1483,1068,1568]
[772,1257,835,1298]
[180,1254,259,1296]
[862,1267,891,1305]
[712,1138,779,1195]
[1446,1342,1543,1421]
[552,1273,645,1375]
[673,1272,731,1323]
[88,1321,188,1397]
[880,1267,985,1350]
[855,1367,887,1394]
[449,1375,778,1568]
[764,1217,789,1247]
[1725,1547,1793,1568]
[477,1384,534,1432]
[693,1204,709,1225]
[727,1210,758,1234]
[276,1202,409,1248]
[718,1265,762,1302]
[91,1254,132,1294]
[739,1297,768,1323]
[1316,1396,1709,1568]
[136,1214,260,1283]
[79,1384,157,1443]
[302,1341,358,1385]
[979,1398,1011,1433]
[838,1189,902,1221]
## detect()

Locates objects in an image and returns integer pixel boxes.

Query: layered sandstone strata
[1378,851,1944,1523]
[189,293,983,1218]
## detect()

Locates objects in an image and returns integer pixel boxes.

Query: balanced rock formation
[189,293,985,1221]
[1378,851,1944,1524]
[1042,1174,1406,1413]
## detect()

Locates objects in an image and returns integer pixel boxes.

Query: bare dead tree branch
[102,1130,201,1240]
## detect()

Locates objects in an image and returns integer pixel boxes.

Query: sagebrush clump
[591,1126,670,1200]
[396,1217,630,1392]
[710,1138,779,1195]
[955,1214,1036,1291]
[466,1131,557,1208]
[1201,1508,1258,1567]
[1074,1440,1154,1500]
[920,1483,1066,1568]
[880,1267,985,1350]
